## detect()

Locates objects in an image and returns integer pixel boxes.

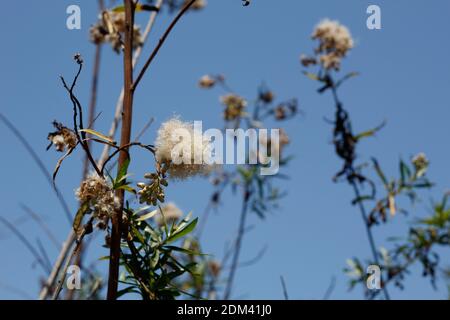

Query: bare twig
[97,0,163,168]
[82,46,103,179]
[51,220,92,300]
[131,0,197,92]
[323,276,336,300]
[39,229,76,300]
[280,276,289,300]
[223,183,252,300]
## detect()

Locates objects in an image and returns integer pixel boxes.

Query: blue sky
[1,0,450,299]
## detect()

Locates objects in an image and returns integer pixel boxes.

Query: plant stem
[223,183,251,300]
[97,0,163,169]
[107,0,135,300]
[351,181,390,300]
[329,80,390,300]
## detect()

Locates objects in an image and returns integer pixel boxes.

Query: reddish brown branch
[107,0,135,300]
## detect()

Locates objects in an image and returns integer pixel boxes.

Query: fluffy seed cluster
[47,122,77,152]
[302,19,354,71]
[155,118,212,180]
[155,202,183,226]
[412,152,429,178]
[90,11,143,52]
[76,173,120,227]
[220,94,248,121]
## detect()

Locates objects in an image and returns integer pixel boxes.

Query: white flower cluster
[76,173,120,228]
[155,118,212,180]
[90,11,143,52]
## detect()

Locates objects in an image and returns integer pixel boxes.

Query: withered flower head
[76,173,120,223]
[412,152,429,178]
[90,11,143,53]
[220,94,247,121]
[47,121,77,152]
[198,75,216,89]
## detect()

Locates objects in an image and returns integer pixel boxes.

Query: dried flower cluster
[198,75,216,88]
[220,94,248,121]
[274,99,298,121]
[301,19,354,71]
[76,173,120,228]
[47,121,77,152]
[154,118,213,179]
[186,0,207,10]
[412,152,429,178]
[90,11,143,52]
[258,128,290,162]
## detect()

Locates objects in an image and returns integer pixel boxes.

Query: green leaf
[79,128,115,143]
[399,159,411,185]
[166,218,198,244]
[73,201,90,234]
[136,209,159,222]
[335,72,360,88]
[372,158,388,188]
[150,249,160,269]
[116,184,136,194]
[354,121,386,141]
[163,246,208,256]
[115,158,131,187]
[302,71,321,81]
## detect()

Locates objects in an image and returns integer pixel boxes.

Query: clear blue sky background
[0,0,449,299]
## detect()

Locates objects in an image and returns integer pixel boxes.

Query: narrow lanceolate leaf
[115,158,131,187]
[79,129,115,143]
[73,201,90,234]
[354,121,386,141]
[166,218,198,244]
[163,246,207,256]
[136,209,159,222]
[302,71,321,81]
[372,158,388,188]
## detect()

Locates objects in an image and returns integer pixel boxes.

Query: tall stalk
[329,82,390,300]
[223,182,252,300]
[107,0,135,300]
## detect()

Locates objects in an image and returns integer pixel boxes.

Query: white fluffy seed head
[155,117,213,180]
